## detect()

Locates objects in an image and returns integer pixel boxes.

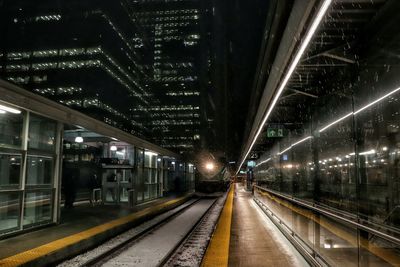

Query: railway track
[58,195,226,267]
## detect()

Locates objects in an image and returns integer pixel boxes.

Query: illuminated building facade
[0,0,151,137]
[131,0,212,154]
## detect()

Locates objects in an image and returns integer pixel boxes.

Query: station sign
[267,128,284,138]
[249,152,259,159]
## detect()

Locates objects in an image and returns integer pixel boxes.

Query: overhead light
[110,145,117,151]
[354,87,400,115]
[157,158,162,162]
[278,146,292,155]
[359,149,375,156]
[0,104,21,114]
[292,136,312,146]
[319,86,400,133]
[171,161,175,165]
[145,151,158,156]
[256,157,271,167]
[319,112,353,133]
[205,162,214,170]
[236,0,332,174]
[75,136,83,143]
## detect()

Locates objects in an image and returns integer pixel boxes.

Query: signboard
[247,161,256,167]
[249,152,259,159]
[267,128,284,138]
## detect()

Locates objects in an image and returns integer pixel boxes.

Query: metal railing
[254,185,400,246]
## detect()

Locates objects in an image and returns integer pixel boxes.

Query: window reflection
[26,156,53,186]
[28,114,56,151]
[0,192,20,233]
[0,111,23,148]
[23,191,52,226]
[0,154,21,188]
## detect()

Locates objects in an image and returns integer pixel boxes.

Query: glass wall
[0,105,60,236]
[253,19,400,267]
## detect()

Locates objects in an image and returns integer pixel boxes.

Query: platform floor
[0,195,187,265]
[228,183,308,267]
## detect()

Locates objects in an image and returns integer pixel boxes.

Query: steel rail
[158,197,218,267]
[78,198,201,267]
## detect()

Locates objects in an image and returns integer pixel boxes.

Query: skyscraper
[0,0,151,137]
[131,0,211,155]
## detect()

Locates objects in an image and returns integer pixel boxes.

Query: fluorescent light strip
[319,112,353,132]
[292,136,312,146]
[359,149,375,155]
[145,151,158,156]
[236,0,332,174]
[354,87,400,115]
[0,104,21,114]
[256,157,271,167]
[278,146,292,155]
[277,135,313,155]
[319,86,400,133]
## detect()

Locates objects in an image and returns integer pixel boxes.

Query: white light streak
[236,0,332,174]
[0,104,21,114]
[278,146,293,155]
[145,151,158,156]
[319,112,353,133]
[354,87,400,115]
[256,157,271,167]
[292,136,312,146]
[359,149,375,155]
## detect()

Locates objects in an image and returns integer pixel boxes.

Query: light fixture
[236,0,332,174]
[0,104,21,114]
[110,145,117,151]
[205,162,214,170]
[171,161,175,165]
[354,87,400,115]
[157,158,162,162]
[75,136,83,143]
[319,112,353,133]
[359,149,375,156]
[145,151,158,156]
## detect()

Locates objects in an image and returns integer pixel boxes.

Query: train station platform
[0,195,191,267]
[202,183,308,267]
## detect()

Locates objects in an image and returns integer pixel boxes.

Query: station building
[0,80,195,237]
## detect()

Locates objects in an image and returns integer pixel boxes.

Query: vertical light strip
[236,0,332,174]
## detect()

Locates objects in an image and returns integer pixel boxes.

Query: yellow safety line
[201,184,234,267]
[0,196,188,267]
[256,189,400,266]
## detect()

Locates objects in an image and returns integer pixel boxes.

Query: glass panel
[28,114,56,151]
[0,192,20,232]
[0,111,23,148]
[23,191,52,226]
[144,152,157,168]
[26,156,53,186]
[103,169,117,203]
[0,154,21,188]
